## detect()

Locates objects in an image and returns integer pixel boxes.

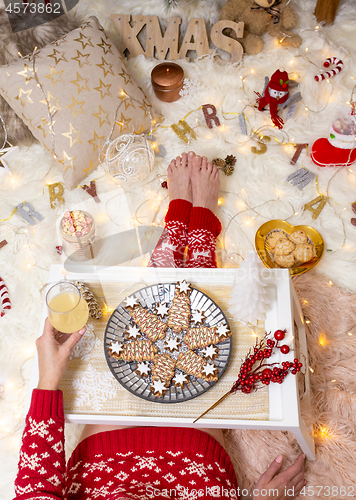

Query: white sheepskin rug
[1,0,356,497]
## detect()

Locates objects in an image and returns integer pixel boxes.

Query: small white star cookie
[201,345,218,360]
[216,322,230,338]
[156,302,169,317]
[191,310,205,325]
[172,372,189,388]
[126,324,141,339]
[165,336,180,352]
[202,363,217,376]
[177,280,190,294]
[151,379,168,397]
[124,296,139,308]
[109,341,124,355]
[136,361,150,377]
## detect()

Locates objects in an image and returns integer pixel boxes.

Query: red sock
[186,207,221,268]
[148,199,192,268]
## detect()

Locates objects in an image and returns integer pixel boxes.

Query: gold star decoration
[98,26,109,39]
[47,48,68,65]
[115,112,132,132]
[62,123,82,148]
[88,130,105,151]
[71,50,90,68]
[37,117,55,138]
[118,93,135,111]
[73,32,94,50]
[44,66,65,86]
[96,57,114,78]
[17,64,34,85]
[83,160,96,175]
[58,150,76,171]
[14,87,33,107]
[139,99,153,118]
[97,38,113,55]
[93,79,112,99]
[92,104,110,127]
[118,68,132,85]
[66,96,85,117]
[70,72,90,95]
[40,91,61,114]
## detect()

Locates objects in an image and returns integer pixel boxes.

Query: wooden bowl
[255,220,324,276]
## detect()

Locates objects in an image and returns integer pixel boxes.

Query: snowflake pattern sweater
[148,199,221,269]
[15,389,239,500]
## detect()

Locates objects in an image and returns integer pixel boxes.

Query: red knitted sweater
[14,389,239,499]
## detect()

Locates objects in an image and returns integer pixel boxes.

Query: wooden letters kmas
[111,14,243,63]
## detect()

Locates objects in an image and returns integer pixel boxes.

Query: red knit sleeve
[14,389,66,500]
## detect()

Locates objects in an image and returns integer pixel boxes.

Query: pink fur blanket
[225,272,356,498]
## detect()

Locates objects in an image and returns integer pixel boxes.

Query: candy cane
[315,57,343,82]
[0,277,11,317]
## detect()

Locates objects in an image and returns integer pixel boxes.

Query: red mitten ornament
[311,107,356,167]
[256,68,289,129]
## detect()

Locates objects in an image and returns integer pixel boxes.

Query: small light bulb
[305,47,309,52]
[306,320,311,324]
[309,367,314,373]
[305,106,309,111]
[328,280,333,285]
[315,25,320,30]
[348,332,353,336]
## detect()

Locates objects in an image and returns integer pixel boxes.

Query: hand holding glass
[46,282,89,333]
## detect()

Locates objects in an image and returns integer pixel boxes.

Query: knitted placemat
[60,281,269,421]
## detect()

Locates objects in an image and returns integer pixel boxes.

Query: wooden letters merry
[111,15,244,62]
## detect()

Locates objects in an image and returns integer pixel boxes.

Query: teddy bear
[220,0,302,56]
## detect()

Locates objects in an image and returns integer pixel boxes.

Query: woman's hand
[36,318,86,391]
[252,454,306,500]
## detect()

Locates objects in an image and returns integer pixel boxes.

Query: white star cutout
[136,362,150,376]
[124,296,139,308]
[126,324,141,339]
[191,310,204,324]
[151,379,167,395]
[165,336,180,352]
[177,280,190,293]
[201,345,218,359]
[202,363,217,376]
[216,323,230,337]
[110,341,124,355]
[173,372,188,387]
[156,302,169,317]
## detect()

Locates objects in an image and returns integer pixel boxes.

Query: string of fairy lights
[1,16,356,447]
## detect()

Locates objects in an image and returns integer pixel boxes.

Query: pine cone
[223,164,235,176]
[212,158,226,168]
[74,281,102,319]
[225,155,236,165]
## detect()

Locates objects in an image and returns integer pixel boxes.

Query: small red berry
[294,358,299,363]
[292,369,297,374]
[274,329,286,341]
[282,83,287,88]
[280,345,290,354]
[298,363,303,368]
[161,181,168,189]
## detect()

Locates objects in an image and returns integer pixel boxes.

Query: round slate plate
[104,283,232,403]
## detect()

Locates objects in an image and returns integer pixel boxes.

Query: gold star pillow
[0,16,155,189]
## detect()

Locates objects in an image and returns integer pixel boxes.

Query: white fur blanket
[1,0,356,497]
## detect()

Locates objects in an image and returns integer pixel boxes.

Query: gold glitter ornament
[304,195,327,219]
[74,281,102,319]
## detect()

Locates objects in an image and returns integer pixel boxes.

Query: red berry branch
[193,329,302,422]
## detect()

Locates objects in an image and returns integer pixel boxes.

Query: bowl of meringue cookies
[255,220,324,276]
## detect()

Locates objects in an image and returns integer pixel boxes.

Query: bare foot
[167,151,195,203]
[167,152,191,202]
[191,155,220,212]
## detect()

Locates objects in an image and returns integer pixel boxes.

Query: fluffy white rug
[1,0,356,497]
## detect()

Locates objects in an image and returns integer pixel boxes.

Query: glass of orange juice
[46,281,89,333]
